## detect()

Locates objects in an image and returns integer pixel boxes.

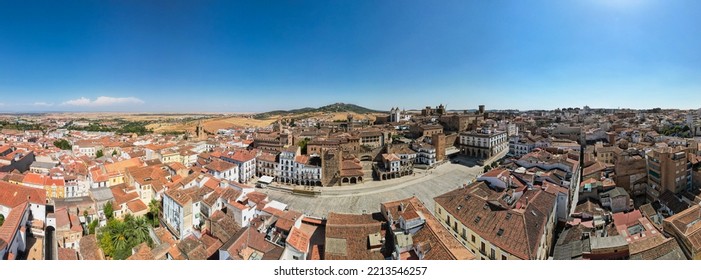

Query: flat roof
[258,176,274,184]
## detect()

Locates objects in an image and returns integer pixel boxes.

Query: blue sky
[1,0,700,112]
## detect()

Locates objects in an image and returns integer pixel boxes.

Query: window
[502,255,507,260]
[490,248,496,260]
[474,216,481,223]
[497,229,504,237]
[471,235,476,243]
[505,213,512,220]
[481,242,486,253]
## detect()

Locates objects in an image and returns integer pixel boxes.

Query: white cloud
[33,102,53,106]
[62,96,144,106]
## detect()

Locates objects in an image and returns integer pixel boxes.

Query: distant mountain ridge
[254,103,386,119]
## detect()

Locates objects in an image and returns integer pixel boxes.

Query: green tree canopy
[148,200,161,227]
[98,215,153,260]
[103,201,114,220]
[298,139,309,154]
[96,150,104,158]
[53,139,72,150]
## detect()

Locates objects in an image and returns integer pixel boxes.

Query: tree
[297,139,309,154]
[88,219,98,234]
[148,200,160,227]
[108,218,129,256]
[112,150,118,156]
[99,214,153,260]
[96,150,104,158]
[53,139,72,150]
[491,161,499,168]
[128,216,152,246]
[0,214,4,227]
[483,166,492,173]
[99,231,114,258]
[103,201,114,220]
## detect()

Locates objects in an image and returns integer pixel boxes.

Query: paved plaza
[261,158,484,218]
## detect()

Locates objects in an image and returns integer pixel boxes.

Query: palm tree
[109,220,129,252]
[148,199,160,226]
[129,217,152,246]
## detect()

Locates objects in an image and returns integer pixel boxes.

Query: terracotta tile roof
[287,227,311,252]
[104,158,143,174]
[383,197,475,260]
[22,172,46,186]
[166,162,187,172]
[110,184,139,207]
[664,204,701,253]
[382,153,401,162]
[199,234,223,257]
[0,202,28,245]
[205,159,237,173]
[202,176,221,190]
[177,235,209,260]
[144,143,176,151]
[224,227,283,260]
[275,217,295,233]
[228,150,257,163]
[153,227,178,247]
[257,152,278,163]
[434,181,556,260]
[54,207,71,231]
[58,247,79,260]
[127,165,170,187]
[245,192,268,206]
[309,244,324,260]
[69,212,83,233]
[0,181,46,207]
[79,235,105,260]
[340,159,364,177]
[324,212,384,260]
[629,235,686,260]
[295,155,309,165]
[127,243,155,260]
[209,210,242,243]
[127,199,148,214]
[165,187,194,206]
[583,161,607,177]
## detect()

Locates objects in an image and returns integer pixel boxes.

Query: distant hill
[254,103,386,119]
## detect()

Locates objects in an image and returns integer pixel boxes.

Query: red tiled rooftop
[0,202,28,245]
[58,247,79,260]
[0,181,46,206]
[127,200,149,214]
[287,227,311,253]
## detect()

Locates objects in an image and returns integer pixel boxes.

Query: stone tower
[437,104,446,115]
[321,148,342,187]
[196,120,206,141]
[433,133,446,162]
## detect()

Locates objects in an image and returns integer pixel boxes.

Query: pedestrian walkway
[261,160,483,218]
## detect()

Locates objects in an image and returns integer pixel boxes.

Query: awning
[258,176,274,184]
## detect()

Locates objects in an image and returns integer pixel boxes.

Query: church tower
[196,120,206,140]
